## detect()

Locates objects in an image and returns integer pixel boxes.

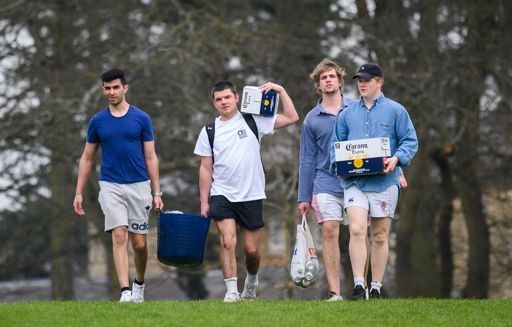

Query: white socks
[370,281,382,292]
[224,277,238,293]
[225,273,258,293]
[246,272,258,285]
[354,276,365,287]
[354,277,382,291]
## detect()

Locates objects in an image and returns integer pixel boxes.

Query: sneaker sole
[241,296,256,300]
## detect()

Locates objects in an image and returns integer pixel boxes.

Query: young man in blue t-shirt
[73,69,164,303]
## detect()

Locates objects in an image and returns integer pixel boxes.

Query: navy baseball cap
[352,63,383,80]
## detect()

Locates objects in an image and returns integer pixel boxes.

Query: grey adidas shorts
[98,180,153,234]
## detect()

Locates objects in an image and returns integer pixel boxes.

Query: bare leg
[346,206,369,279]
[111,226,130,288]
[130,233,147,282]
[240,227,260,275]
[322,220,341,294]
[370,218,392,283]
[215,219,238,278]
[364,226,371,285]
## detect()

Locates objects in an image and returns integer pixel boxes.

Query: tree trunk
[395,147,440,297]
[451,0,494,298]
[453,91,489,298]
[431,146,456,298]
[455,170,489,298]
[46,2,90,299]
[339,225,352,295]
[49,160,75,299]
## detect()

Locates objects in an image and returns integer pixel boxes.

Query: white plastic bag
[303,216,320,282]
[290,214,319,288]
[290,219,307,285]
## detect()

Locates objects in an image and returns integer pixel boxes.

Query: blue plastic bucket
[157,212,211,268]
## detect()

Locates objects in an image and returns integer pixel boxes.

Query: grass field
[1,299,510,327]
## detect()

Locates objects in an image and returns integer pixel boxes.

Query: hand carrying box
[334,137,390,177]
[240,86,279,116]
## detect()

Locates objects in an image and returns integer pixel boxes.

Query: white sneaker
[241,279,258,300]
[119,290,132,303]
[365,285,369,300]
[132,282,145,303]
[223,291,241,302]
[325,291,343,302]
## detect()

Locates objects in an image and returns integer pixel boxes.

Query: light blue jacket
[330,93,418,192]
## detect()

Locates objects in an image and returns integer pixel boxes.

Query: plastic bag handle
[301,214,308,228]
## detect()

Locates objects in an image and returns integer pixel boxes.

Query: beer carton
[334,137,390,177]
[240,86,279,117]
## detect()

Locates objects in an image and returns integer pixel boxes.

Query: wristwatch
[153,192,163,197]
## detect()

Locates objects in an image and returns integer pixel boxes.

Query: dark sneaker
[351,285,367,300]
[369,288,382,299]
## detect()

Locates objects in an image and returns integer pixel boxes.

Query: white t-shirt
[194,111,277,202]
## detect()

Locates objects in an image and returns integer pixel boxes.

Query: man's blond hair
[309,58,346,95]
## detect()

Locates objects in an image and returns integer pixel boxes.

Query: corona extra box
[334,137,390,177]
[240,86,279,116]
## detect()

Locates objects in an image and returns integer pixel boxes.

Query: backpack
[205,113,259,162]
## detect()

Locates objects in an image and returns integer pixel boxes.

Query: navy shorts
[208,195,264,230]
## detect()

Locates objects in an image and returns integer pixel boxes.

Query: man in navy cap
[330,63,418,300]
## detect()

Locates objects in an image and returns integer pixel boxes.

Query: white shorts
[98,180,153,234]
[311,193,347,225]
[344,185,399,219]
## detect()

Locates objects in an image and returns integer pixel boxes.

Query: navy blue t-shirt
[86,105,154,183]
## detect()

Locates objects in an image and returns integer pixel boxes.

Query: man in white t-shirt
[194,80,299,302]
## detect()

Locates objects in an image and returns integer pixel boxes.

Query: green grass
[1,299,511,327]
